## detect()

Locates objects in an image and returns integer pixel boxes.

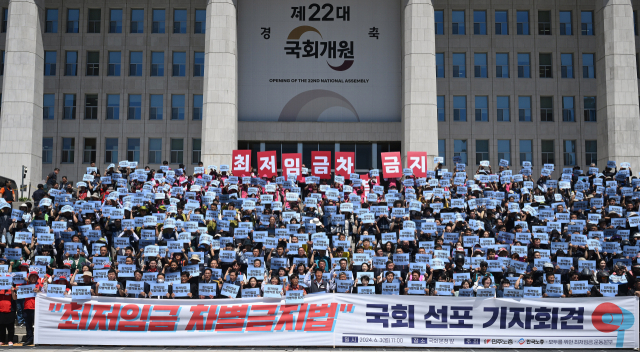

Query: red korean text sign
[232,150,252,177]
[335,152,354,177]
[257,151,277,178]
[282,153,302,177]
[381,152,402,178]
[311,151,332,179]
[407,151,427,177]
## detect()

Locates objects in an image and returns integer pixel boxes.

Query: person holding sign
[376,271,403,295]
[22,271,42,346]
[284,274,307,295]
[303,265,334,293]
[473,276,496,296]
[0,285,16,346]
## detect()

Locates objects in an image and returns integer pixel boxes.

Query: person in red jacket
[23,271,43,346]
[0,285,16,345]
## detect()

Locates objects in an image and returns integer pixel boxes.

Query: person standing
[0,286,15,346]
[45,168,59,190]
[0,181,14,205]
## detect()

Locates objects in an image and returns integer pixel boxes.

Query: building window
[43,138,53,164]
[473,10,486,35]
[517,53,530,78]
[496,53,509,78]
[105,138,118,163]
[152,9,165,33]
[108,51,121,76]
[171,95,185,120]
[172,52,186,77]
[194,52,204,77]
[127,138,140,162]
[131,9,144,33]
[85,94,98,120]
[170,139,183,164]
[107,94,119,120]
[520,140,532,165]
[151,52,164,76]
[453,53,466,77]
[581,11,594,35]
[453,96,466,121]
[65,51,77,76]
[541,140,555,164]
[149,138,162,164]
[82,138,95,164]
[517,10,529,35]
[44,51,56,76]
[43,94,55,120]
[563,140,576,166]
[585,140,597,165]
[498,140,511,165]
[437,96,445,121]
[539,53,552,78]
[149,94,163,120]
[192,139,201,164]
[0,51,4,76]
[635,11,638,36]
[129,51,142,76]
[193,95,203,120]
[476,140,489,165]
[561,53,573,78]
[436,53,444,78]
[584,96,597,122]
[128,94,141,120]
[62,137,75,163]
[454,140,467,165]
[583,53,595,78]
[495,10,508,35]
[63,94,76,120]
[559,11,572,35]
[562,96,575,122]
[195,9,206,34]
[88,9,100,33]
[45,9,58,33]
[1,8,6,33]
[540,96,553,122]
[497,96,510,122]
[452,10,465,35]
[438,139,446,164]
[67,9,79,33]
[474,53,487,78]
[475,96,488,121]
[109,9,122,33]
[518,96,531,122]
[538,10,551,35]
[174,9,187,33]
[86,51,100,76]
[435,10,444,35]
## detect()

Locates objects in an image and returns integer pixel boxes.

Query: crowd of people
[0,156,638,345]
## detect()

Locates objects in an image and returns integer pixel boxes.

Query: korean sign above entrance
[238,0,401,122]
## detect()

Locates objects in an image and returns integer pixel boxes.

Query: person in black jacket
[376,271,404,295]
[31,184,46,205]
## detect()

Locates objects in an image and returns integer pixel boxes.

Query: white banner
[238,0,401,122]
[36,294,638,348]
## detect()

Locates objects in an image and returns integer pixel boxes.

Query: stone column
[401,0,438,169]
[0,0,44,194]
[202,0,237,168]
[595,0,640,169]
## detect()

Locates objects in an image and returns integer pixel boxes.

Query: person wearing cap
[22,271,42,345]
[70,269,97,295]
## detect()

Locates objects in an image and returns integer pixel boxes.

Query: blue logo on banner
[342,336,358,343]
[464,338,480,345]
